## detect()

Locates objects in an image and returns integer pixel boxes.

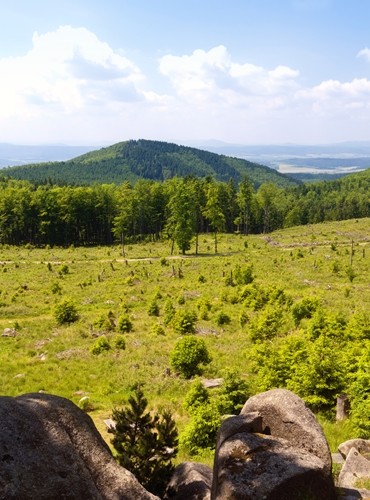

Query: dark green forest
[1,139,298,188]
[0,168,369,248]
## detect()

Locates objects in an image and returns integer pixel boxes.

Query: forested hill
[1,139,298,188]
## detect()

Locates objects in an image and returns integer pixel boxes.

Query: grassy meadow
[0,218,369,456]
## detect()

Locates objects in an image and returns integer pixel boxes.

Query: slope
[2,139,299,188]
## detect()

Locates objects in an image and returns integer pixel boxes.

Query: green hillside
[2,139,299,188]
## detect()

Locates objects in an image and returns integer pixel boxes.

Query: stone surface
[211,389,335,499]
[338,447,370,488]
[164,461,212,500]
[213,431,335,499]
[339,440,370,460]
[241,388,332,474]
[0,392,158,500]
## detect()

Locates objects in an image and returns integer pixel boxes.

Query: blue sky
[2,0,370,145]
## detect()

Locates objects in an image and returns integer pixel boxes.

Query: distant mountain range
[0,139,299,188]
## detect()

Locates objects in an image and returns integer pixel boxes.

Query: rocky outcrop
[241,388,333,473]
[212,388,335,499]
[0,393,158,500]
[164,462,213,500]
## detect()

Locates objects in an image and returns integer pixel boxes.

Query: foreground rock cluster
[0,389,368,499]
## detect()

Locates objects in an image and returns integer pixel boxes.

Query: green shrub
[51,282,62,295]
[93,312,115,332]
[164,299,175,325]
[184,379,209,413]
[148,299,160,317]
[217,370,250,414]
[171,336,211,378]
[180,402,221,455]
[216,311,231,326]
[291,297,320,326]
[151,324,165,336]
[117,314,133,333]
[114,335,126,350]
[91,336,111,355]
[54,298,79,325]
[173,309,197,335]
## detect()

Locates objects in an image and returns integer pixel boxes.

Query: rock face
[164,461,213,500]
[212,389,335,499]
[0,393,158,500]
[338,447,370,488]
[339,439,370,460]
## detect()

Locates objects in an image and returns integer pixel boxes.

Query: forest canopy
[0,169,369,248]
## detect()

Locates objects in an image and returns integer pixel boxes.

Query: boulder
[0,392,158,500]
[164,461,212,500]
[241,388,332,473]
[213,429,335,499]
[212,389,335,499]
[338,447,370,488]
[339,439,370,460]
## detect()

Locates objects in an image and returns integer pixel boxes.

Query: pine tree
[110,385,178,496]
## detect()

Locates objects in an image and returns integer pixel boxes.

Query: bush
[291,297,320,326]
[114,335,126,350]
[117,314,133,333]
[91,336,111,355]
[179,402,221,455]
[172,309,197,335]
[54,298,79,325]
[148,299,160,317]
[216,370,250,414]
[184,379,209,413]
[171,336,211,378]
[216,311,231,326]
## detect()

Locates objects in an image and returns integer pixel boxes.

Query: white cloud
[297,78,370,117]
[159,45,300,110]
[0,25,145,120]
[1,28,370,145]
[357,47,370,62]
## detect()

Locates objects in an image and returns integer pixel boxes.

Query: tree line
[0,173,369,248]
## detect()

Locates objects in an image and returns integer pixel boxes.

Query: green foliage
[216,370,250,414]
[234,264,254,285]
[117,314,133,333]
[248,305,283,343]
[291,297,320,326]
[51,282,62,295]
[216,311,231,326]
[163,299,175,326]
[93,312,115,332]
[172,309,197,335]
[114,335,126,350]
[54,298,79,325]
[148,299,160,317]
[111,386,178,496]
[151,324,165,336]
[171,336,211,378]
[183,379,210,414]
[179,402,221,455]
[287,335,345,413]
[91,336,111,355]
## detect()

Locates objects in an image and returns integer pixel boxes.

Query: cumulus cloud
[297,78,370,117]
[1,27,370,144]
[0,25,145,120]
[159,45,300,110]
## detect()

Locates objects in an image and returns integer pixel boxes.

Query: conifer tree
[110,385,178,496]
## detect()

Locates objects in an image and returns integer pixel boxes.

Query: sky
[2,0,370,146]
